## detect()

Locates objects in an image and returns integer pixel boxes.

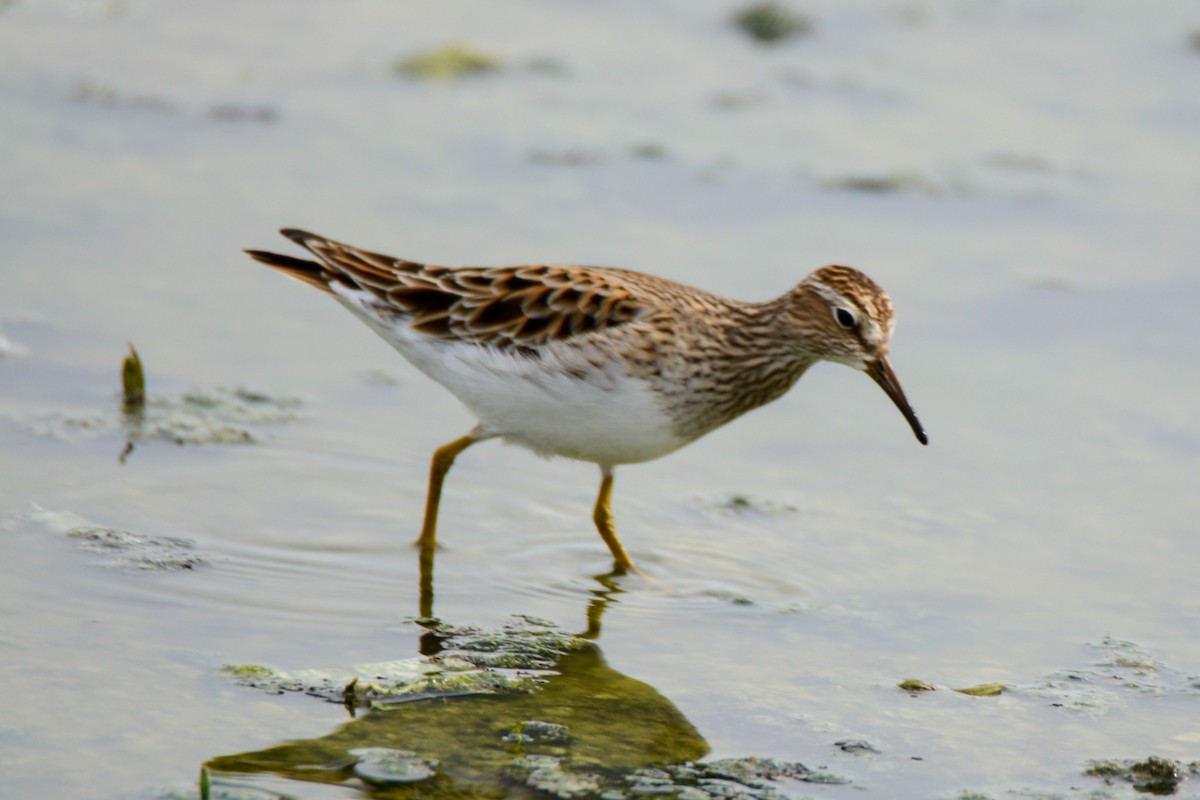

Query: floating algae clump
[732,2,813,44]
[954,682,1005,697]
[899,678,936,694]
[393,44,501,80]
[221,664,276,681]
[1085,756,1198,795]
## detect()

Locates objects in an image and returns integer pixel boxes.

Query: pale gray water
[2,1,1199,798]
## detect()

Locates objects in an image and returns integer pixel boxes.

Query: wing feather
[252,229,656,352]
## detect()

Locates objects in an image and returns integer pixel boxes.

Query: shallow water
[3,1,1200,798]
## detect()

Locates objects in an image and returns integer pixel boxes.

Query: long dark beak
[867,356,928,445]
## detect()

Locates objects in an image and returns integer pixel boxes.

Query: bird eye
[834,307,857,329]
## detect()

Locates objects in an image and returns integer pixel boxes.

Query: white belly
[350,307,686,465]
[456,359,683,464]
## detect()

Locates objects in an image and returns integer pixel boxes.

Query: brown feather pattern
[262,229,658,352]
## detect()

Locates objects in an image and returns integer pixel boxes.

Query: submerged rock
[835,739,880,755]
[13,506,210,571]
[1027,636,1199,712]
[224,616,588,706]
[221,654,491,702]
[349,748,438,784]
[517,754,602,798]
[617,757,841,799]
[67,526,206,571]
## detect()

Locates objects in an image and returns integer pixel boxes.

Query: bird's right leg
[417,427,492,550]
[592,465,640,575]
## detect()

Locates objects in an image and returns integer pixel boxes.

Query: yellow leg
[417,431,487,550]
[593,466,638,574]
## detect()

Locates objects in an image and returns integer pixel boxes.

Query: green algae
[821,171,936,194]
[221,664,276,680]
[704,493,797,516]
[953,682,1006,697]
[898,678,936,694]
[731,2,813,44]
[393,45,502,80]
[629,142,669,160]
[1085,756,1199,795]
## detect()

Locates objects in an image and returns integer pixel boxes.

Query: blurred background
[2,2,1199,798]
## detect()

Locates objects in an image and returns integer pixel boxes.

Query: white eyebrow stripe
[806,279,854,310]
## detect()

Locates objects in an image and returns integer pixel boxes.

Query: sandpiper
[247,229,927,573]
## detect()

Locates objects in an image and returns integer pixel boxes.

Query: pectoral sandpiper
[247,230,927,573]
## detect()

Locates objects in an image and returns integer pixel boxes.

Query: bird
[246,229,927,574]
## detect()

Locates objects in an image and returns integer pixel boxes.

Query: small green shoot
[122,343,145,410]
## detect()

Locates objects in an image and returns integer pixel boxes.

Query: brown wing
[246,229,654,351]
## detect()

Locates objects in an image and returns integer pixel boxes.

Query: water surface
[2,1,1199,798]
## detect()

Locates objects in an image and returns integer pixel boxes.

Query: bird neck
[723,295,819,391]
[663,296,816,442]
